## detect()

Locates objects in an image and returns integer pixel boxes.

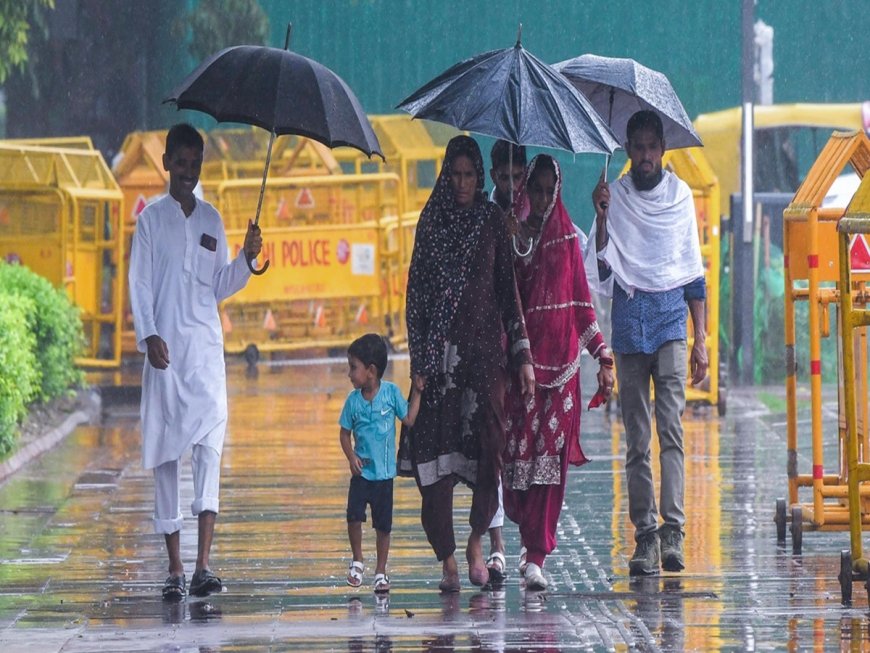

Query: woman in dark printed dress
[399,135,535,592]
[503,154,614,591]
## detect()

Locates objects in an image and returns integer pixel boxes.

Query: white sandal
[486,551,507,582]
[524,562,548,591]
[518,546,528,575]
[373,572,391,593]
[346,560,364,587]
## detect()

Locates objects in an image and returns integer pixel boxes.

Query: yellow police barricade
[695,102,868,220]
[379,206,423,349]
[214,172,405,358]
[2,136,97,150]
[333,115,458,212]
[614,148,723,412]
[835,173,870,604]
[778,130,870,553]
[0,142,124,367]
[112,128,342,353]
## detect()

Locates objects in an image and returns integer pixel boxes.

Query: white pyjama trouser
[488,479,504,529]
[152,444,221,534]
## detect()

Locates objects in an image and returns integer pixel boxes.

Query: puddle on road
[1,360,870,650]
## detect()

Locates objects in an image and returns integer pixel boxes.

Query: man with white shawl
[129,123,262,600]
[586,110,708,577]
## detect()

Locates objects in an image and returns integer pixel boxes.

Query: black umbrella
[553,54,702,151]
[396,29,619,156]
[165,24,383,274]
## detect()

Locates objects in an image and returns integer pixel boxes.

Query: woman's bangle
[597,346,614,368]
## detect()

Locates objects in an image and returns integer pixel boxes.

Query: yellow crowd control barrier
[215,172,409,356]
[333,115,460,212]
[0,141,124,367]
[695,103,868,219]
[835,175,870,604]
[113,129,344,353]
[615,147,723,412]
[777,131,870,553]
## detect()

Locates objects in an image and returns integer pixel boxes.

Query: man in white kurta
[128,123,261,600]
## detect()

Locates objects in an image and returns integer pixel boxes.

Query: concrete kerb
[0,387,101,485]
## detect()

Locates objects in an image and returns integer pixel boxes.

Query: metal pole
[738,0,756,384]
[741,0,754,246]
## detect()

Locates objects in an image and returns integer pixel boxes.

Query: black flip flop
[189,569,223,597]
[162,574,186,602]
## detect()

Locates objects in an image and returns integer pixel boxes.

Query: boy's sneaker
[629,532,661,576]
[660,527,685,572]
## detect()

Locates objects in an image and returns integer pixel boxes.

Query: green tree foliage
[0,0,53,84]
[175,0,270,64]
[0,262,84,401]
[0,294,37,454]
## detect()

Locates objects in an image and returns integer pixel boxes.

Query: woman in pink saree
[503,154,614,590]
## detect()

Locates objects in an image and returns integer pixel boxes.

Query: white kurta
[128,195,251,469]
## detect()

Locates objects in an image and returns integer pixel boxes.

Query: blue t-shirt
[338,381,408,481]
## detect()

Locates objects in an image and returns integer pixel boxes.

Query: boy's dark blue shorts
[346,475,393,533]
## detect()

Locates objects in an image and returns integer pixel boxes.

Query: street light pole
[736,0,756,386]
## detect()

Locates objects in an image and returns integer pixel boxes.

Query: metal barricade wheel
[244,344,260,367]
[840,550,853,606]
[774,498,787,542]
[717,356,728,416]
[791,506,803,554]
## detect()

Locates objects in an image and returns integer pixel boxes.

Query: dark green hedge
[0,262,85,454]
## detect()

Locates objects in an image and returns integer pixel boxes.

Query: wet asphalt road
[0,355,867,652]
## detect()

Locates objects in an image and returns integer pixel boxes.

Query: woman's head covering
[405,135,499,377]
[513,154,604,389]
[426,134,487,209]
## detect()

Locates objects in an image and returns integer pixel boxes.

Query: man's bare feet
[466,533,488,586]
[439,555,460,593]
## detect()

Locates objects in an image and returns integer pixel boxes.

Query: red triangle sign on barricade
[850,234,870,272]
[132,194,148,218]
[295,187,315,209]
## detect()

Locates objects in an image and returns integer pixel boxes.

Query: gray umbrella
[396,31,619,155]
[553,54,702,149]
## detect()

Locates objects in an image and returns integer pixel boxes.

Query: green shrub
[0,294,38,454]
[0,262,84,400]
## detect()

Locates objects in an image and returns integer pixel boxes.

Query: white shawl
[585,170,703,298]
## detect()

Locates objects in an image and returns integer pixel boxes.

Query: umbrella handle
[247,253,270,275]
[247,129,277,276]
[598,155,610,211]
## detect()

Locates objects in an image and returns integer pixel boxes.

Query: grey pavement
[0,355,866,652]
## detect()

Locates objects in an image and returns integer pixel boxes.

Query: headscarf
[406,135,499,377]
[513,154,603,388]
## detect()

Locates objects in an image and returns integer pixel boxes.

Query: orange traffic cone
[263,309,277,332]
[354,303,368,325]
[275,197,290,221]
[314,304,326,328]
[220,310,233,334]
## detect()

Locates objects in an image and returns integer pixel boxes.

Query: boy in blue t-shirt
[339,333,420,593]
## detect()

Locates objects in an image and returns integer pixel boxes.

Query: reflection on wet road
[0,356,867,651]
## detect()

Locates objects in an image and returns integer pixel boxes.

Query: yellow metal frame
[616,147,722,409]
[213,172,411,355]
[331,115,460,212]
[838,206,870,573]
[0,142,125,367]
[783,130,870,530]
[695,102,868,218]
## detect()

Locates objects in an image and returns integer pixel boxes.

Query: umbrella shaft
[255,129,277,226]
